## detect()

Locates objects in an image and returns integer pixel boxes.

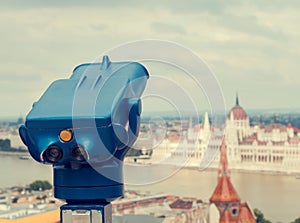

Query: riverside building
[136,96,300,174]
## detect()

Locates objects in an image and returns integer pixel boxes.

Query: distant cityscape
[125,96,300,175]
[0,183,210,222]
[0,97,300,222]
[1,101,300,161]
[1,100,300,175]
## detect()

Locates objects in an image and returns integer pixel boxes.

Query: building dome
[228,95,248,120]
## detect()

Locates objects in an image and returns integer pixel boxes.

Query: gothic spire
[204,112,210,129]
[273,113,277,124]
[218,137,229,177]
[236,93,239,106]
[210,137,240,204]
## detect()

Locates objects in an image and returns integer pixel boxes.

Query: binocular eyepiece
[44,145,63,163]
[42,143,87,164]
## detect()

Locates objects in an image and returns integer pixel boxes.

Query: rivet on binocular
[59,129,73,142]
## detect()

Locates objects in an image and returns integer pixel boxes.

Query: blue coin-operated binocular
[19,56,149,223]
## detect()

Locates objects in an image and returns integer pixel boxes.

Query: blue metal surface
[19,55,149,202]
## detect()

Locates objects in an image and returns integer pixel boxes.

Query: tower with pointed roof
[287,116,294,138]
[204,112,210,130]
[226,94,250,146]
[229,94,248,121]
[210,138,241,222]
[209,138,255,223]
[235,92,239,107]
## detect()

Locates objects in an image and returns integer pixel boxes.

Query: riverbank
[182,165,300,177]
[0,151,29,156]
[2,151,299,178]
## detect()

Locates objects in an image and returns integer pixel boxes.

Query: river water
[0,155,299,223]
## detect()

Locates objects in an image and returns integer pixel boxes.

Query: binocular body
[19,56,149,203]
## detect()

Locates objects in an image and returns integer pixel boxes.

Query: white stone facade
[147,102,300,174]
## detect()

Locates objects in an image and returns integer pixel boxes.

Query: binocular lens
[44,146,63,163]
[72,145,88,161]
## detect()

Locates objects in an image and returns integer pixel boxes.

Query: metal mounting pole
[60,203,112,223]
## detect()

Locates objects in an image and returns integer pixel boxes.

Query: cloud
[0,0,120,8]
[90,24,107,32]
[215,14,287,41]
[151,22,186,35]
[0,1,300,117]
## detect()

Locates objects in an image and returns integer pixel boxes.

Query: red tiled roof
[169,199,193,210]
[293,127,300,133]
[210,176,241,203]
[272,141,285,146]
[240,134,258,145]
[219,210,238,223]
[210,136,256,223]
[211,138,240,203]
[239,203,256,223]
[263,124,291,133]
[0,210,60,223]
[196,199,203,204]
[257,141,268,146]
[228,106,248,120]
[227,95,248,120]
[289,139,300,145]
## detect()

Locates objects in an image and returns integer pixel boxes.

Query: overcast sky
[0,1,299,117]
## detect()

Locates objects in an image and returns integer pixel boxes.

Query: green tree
[0,139,11,149]
[254,208,272,223]
[0,139,26,152]
[291,217,300,223]
[126,148,142,157]
[29,180,52,191]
